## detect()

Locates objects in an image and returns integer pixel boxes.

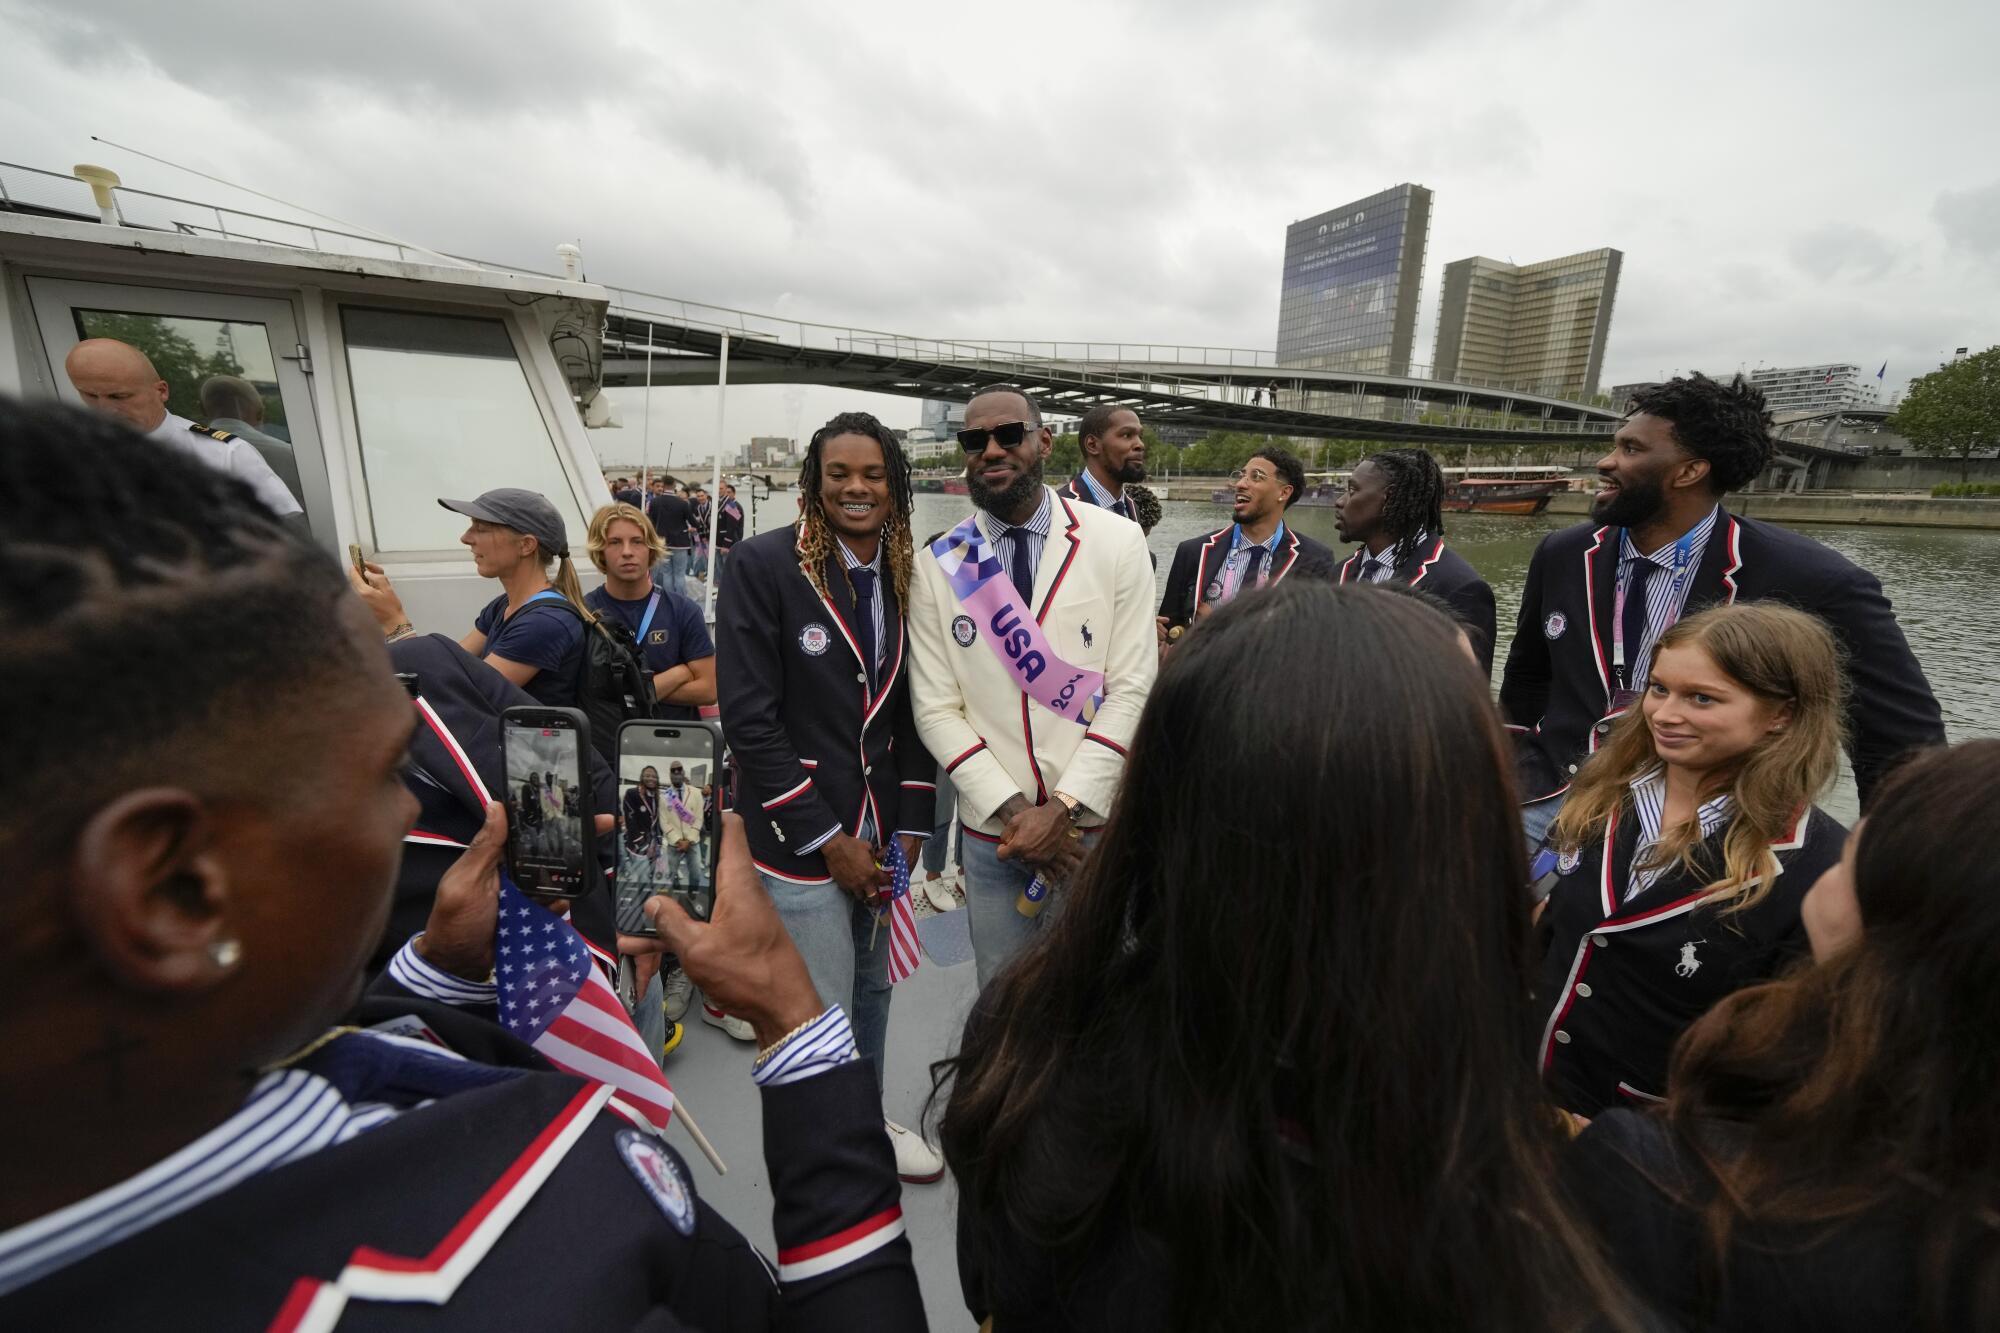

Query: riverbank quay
[1545,490,2000,530]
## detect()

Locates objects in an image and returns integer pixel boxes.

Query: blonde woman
[1532,602,1848,1117]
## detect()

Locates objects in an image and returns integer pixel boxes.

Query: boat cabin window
[71,307,307,510]
[342,306,587,553]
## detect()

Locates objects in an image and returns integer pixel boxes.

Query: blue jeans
[652,548,692,599]
[665,843,706,889]
[1522,790,1567,851]
[922,765,959,876]
[633,967,666,1063]
[961,829,1092,990]
[762,864,892,1099]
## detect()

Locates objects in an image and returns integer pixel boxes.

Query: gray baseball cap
[438,488,570,559]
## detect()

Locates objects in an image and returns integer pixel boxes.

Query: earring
[209,938,243,969]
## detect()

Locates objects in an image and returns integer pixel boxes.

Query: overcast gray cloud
[3,0,1995,445]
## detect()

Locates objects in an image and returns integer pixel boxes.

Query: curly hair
[1629,373,1773,493]
[795,411,916,606]
[1363,448,1448,573]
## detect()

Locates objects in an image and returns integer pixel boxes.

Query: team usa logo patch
[1544,611,1568,640]
[951,614,977,647]
[799,623,832,657]
[1557,847,1581,875]
[616,1129,696,1235]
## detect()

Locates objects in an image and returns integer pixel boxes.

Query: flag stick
[675,1095,727,1174]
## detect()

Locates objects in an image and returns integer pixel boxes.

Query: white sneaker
[885,1119,944,1183]
[921,872,961,914]
[661,967,694,1024]
[700,1001,756,1042]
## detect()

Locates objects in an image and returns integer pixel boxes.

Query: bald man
[198,373,304,502]
[64,339,304,522]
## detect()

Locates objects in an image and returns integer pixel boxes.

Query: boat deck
[663,915,982,1326]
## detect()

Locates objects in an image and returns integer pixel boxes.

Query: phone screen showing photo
[501,715,588,897]
[615,722,721,930]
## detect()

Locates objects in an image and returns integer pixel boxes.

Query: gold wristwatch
[1053,791,1082,821]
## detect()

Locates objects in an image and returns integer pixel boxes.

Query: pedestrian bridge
[599,296,1622,446]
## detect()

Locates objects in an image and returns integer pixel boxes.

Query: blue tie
[1241,545,1268,590]
[1620,558,1655,689]
[850,567,878,688]
[1007,528,1035,606]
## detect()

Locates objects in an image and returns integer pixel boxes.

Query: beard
[969,455,1046,515]
[1591,472,1666,528]
[1115,457,1148,484]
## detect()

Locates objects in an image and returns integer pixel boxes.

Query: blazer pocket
[1046,596,1110,670]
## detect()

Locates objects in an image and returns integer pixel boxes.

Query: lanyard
[1610,530,1697,685]
[1228,521,1283,565]
[635,590,662,643]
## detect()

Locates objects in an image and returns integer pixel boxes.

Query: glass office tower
[1432,247,1623,398]
[1274,184,1432,375]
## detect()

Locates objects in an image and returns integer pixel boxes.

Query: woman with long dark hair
[1568,740,2000,1330]
[1534,602,1847,1117]
[935,581,1628,1331]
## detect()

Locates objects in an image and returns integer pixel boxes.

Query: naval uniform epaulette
[189,421,240,443]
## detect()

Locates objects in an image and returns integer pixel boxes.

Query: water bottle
[1015,871,1050,919]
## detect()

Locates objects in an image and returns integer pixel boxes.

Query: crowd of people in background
[3,361,1986,1331]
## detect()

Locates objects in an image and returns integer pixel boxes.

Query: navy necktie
[1007,528,1035,606]
[1241,545,1268,590]
[1620,558,1655,689]
[1359,555,1383,583]
[850,567,878,688]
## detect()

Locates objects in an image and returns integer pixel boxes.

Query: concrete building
[1749,363,1883,415]
[1275,183,1432,375]
[1432,248,1622,398]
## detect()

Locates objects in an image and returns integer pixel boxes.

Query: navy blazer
[1158,523,1339,627]
[716,525,935,882]
[1532,799,1844,1117]
[1,974,921,1330]
[1500,510,1944,804]
[1059,471,1137,520]
[1335,537,1499,674]
[376,634,619,973]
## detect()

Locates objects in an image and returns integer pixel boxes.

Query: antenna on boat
[87,135,472,270]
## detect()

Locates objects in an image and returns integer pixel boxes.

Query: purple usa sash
[930,515,1103,726]
[664,786,698,828]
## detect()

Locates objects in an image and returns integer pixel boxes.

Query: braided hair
[1363,448,1447,573]
[794,411,917,606]
[1629,373,1772,493]
[0,397,365,857]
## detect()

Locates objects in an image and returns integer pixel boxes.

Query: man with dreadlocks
[1501,373,1942,849]
[908,386,1158,989]
[715,410,944,1184]
[1333,448,1497,672]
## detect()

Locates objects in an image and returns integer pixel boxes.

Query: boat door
[26,276,336,544]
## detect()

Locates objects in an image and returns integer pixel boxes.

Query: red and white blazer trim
[776,1204,906,1284]
[266,1083,613,1332]
[767,776,814,810]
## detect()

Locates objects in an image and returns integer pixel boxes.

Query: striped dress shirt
[1627,765,1733,901]
[975,488,1055,590]
[1617,505,1718,689]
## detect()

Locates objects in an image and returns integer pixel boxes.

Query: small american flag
[882,839,922,984]
[497,873,675,1130]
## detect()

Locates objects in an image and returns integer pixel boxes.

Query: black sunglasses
[957,420,1039,453]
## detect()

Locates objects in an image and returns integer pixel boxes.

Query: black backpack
[537,599,655,762]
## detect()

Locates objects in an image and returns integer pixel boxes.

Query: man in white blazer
[909,387,1158,986]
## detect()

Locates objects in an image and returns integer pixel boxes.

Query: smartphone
[500,705,593,900]
[614,719,723,932]
[347,543,368,577]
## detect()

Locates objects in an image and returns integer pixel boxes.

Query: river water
[747,491,2000,827]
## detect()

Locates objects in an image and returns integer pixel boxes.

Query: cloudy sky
[5,0,1996,455]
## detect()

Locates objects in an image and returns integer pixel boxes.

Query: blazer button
[1574,982,1593,998]
[1591,934,1609,949]
[856,672,867,684]
[864,765,873,776]
[1553,1030,1572,1044]
[1567,762,1579,774]
[1593,721,1611,736]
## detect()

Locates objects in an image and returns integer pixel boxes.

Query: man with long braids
[908,385,1158,988]
[715,411,944,1183]
[1333,447,1497,672]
